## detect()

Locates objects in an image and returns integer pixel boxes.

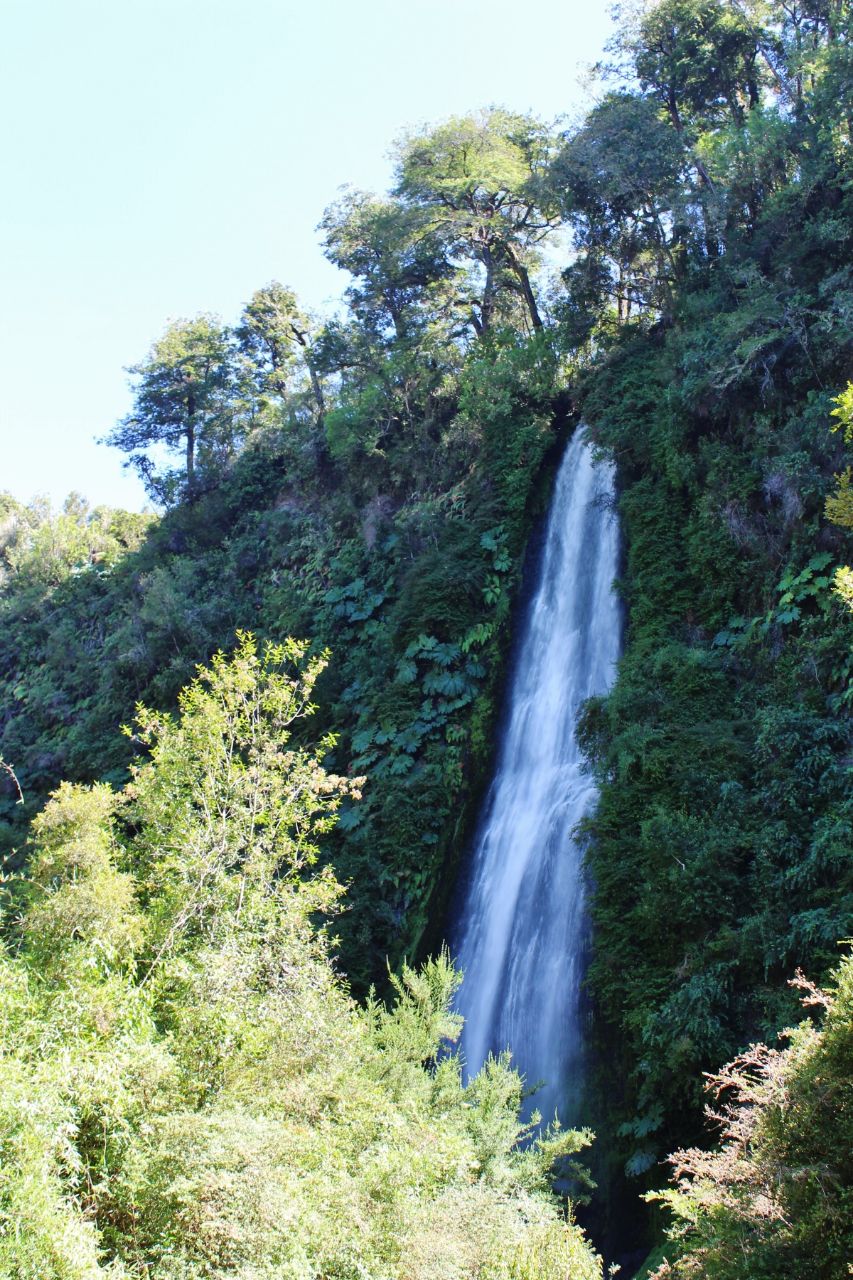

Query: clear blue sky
[1,0,614,511]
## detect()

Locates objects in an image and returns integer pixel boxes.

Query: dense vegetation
[574,0,853,1189]
[649,953,853,1279]
[0,239,568,992]
[0,637,599,1277]
[1,0,851,1273]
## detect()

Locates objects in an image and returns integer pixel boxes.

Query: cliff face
[578,173,853,1173]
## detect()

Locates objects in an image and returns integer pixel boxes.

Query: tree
[611,0,763,216]
[236,281,326,421]
[316,194,464,479]
[747,0,853,115]
[394,110,559,335]
[320,189,454,344]
[625,0,762,137]
[106,315,240,502]
[0,491,153,589]
[550,92,686,321]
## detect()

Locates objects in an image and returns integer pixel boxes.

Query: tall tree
[236,282,326,422]
[320,190,453,344]
[550,92,686,321]
[394,110,559,335]
[614,0,763,205]
[106,315,239,502]
[626,0,762,135]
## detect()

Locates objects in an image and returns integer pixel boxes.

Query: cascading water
[453,427,621,1125]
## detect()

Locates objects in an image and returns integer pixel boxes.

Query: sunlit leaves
[0,639,601,1279]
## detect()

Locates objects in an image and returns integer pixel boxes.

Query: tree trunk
[506,249,543,331]
[290,323,326,424]
[306,361,326,424]
[667,90,715,191]
[387,298,407,343]
[185,387,196,489]
[480,247,497,333]
[185,420,195,488]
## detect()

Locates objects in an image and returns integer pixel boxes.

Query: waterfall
[453,427,621,1125]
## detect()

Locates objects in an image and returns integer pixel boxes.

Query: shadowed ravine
[453,427,621,1126]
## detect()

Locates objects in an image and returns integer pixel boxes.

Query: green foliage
[826,383,853,617]
[105,314,245,501]
[626,0,762,133]
[650,952,853,1280]
[4,10,853,1267]
[577,23,853,1202]
[320,189,453,345]
[23,781,144,973]
[236,280,326,421]
[0,639,601,1279]
[712,551,838,647]
[550,92,685,321]
[394,109,558,334]
[0,491,154,589]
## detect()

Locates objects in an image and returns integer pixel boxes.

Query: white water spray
[454,428,621,1123]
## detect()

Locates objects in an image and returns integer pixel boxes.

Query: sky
[1,0,615,511]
